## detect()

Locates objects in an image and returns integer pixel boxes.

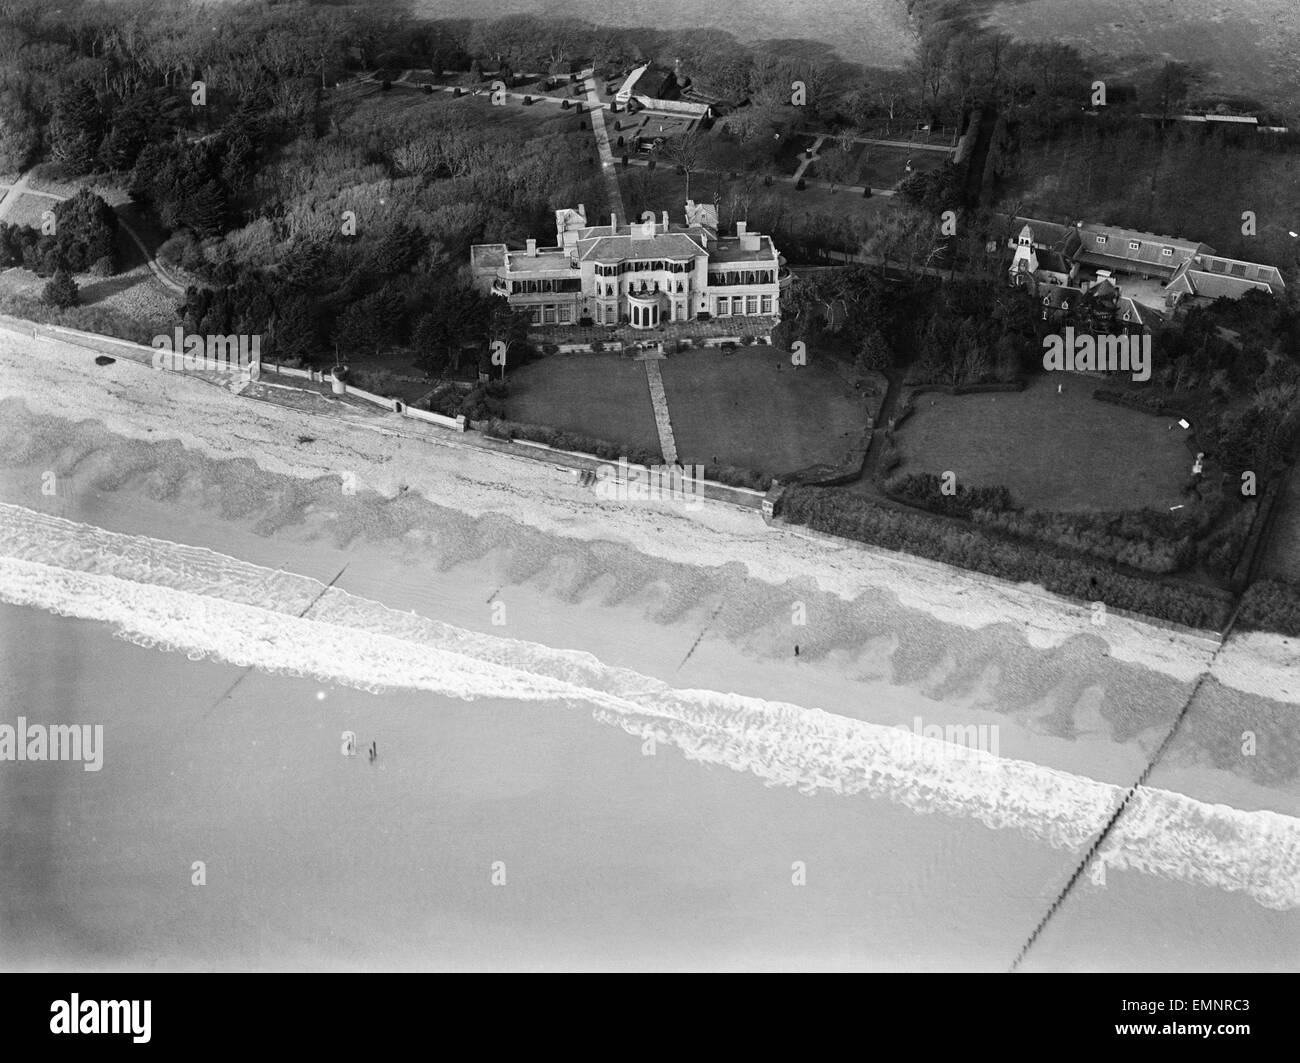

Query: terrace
[528,315,779,348]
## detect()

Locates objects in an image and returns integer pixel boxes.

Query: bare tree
[662,130,705,201]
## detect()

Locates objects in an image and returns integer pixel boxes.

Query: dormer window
[1095,235,1107,244]
[1161,248,1173,257]
[1128,241,1140,250]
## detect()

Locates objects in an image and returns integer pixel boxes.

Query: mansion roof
[578,231,710,262]
[1166,252,1285,299]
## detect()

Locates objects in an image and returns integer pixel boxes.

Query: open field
[414,0,916,69]
[1003,123,1300,269]
[618,164,896,233]
[415,1,1300,105]
[504,353,662,453]
[812,142,948,189]
[889,376,1196,513]
[659,348,867,474]
[983,0,1300,106]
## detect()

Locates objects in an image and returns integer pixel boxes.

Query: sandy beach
[1,329,1299,970]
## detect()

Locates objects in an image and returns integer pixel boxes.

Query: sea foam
[1,502,1298,910]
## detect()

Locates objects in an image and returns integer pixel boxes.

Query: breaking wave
[1,502,1298,909]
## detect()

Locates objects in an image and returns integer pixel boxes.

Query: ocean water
[1,485,1299,969]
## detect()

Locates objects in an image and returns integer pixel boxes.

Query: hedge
[483,418,663,467]
[701,464,772,491]
[974,507,1198,575]
[1237,579,1300,637]
[885,472,1015,519]
[1093,387,1186,416]
[779,486,1233,630]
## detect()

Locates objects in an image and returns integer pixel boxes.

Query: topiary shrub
[796,177,807,191]
[422,85,433,95]
[42,268,79,308]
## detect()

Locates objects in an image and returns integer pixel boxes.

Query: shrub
[483,418,663,466]
[422,85,433,95]
[975,507,1198,575]
[348,368,401,397]
[796,178,807,191]
[1197,502,1257,577]
[886,472,1016,519]
[703,464,772,491]
[877,435,902,477]
[1092,387,1183,416]
[380,80,392,91]
[562,100,571,110]
[780,487,1233,630]
[41,269,79,308]
[89,254,114,278]
[1237,579,1300,637]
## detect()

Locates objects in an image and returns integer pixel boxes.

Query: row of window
[526,304,575,325]
[522,295,775,326]
[597,280,688,297]
[717,295,773,316]
[707,270,776,287]
[510,278,583,294]
[1093,234,1175,257]
[594,260,693,276]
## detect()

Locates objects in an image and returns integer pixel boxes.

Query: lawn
[0,191,54,230]
[811,142,948,189]
[504,353,662,454]
[618,163,896,233]
[658,347,868,474]
[888,375,1198,512]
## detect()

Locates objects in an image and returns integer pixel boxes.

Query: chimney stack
[736,221,747,237]
[611,212,618,231]
[526,238,537,257]
[661,210,668,229]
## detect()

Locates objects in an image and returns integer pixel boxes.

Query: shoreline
[0,324,1270,689]
[4,331,1300,967]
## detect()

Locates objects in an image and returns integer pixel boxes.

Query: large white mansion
[470,202,785,329]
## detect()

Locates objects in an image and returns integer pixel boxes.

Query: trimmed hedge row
[885,472,1015,519]
[701,464,772,491]
[482,417,663,467]
[911,380,1026,397]
[779,485,1233,630]
[428,382,506,421]
[1237,579,1300,638]
[1093,387,1186,416]
[974,507,1197,575]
